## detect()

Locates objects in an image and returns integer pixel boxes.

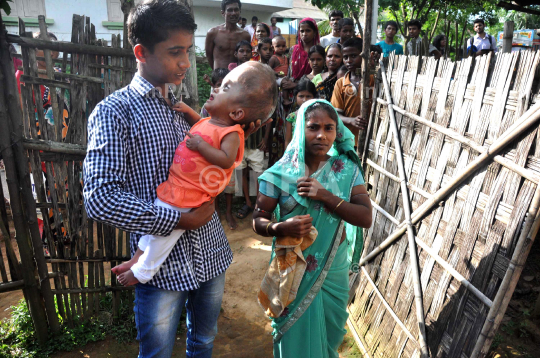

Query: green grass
[196,47,212,109]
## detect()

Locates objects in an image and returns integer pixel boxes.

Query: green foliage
[196,46,212,109]
[0,0,13,15]
[0,291,137,358]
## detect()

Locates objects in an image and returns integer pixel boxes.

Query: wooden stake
[502,21,514,54]
[379,60,429,357]
[358,0,373,158]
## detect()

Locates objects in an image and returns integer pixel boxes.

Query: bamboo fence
[0,15,137,341]
[347,50,540,358]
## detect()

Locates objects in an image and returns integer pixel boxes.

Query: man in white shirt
[244,16,258,37]
[467,18,497,57]
[320,10,343,47]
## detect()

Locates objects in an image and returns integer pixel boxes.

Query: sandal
[236,204,253,219]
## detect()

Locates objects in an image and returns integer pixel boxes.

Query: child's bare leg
[112,248,143,275]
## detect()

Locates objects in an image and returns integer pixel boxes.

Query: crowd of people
[5,0,498,357]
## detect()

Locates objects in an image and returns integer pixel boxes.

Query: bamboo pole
[359,100,540,267]
[470,184,540,357]
[379,60,429,357]
[0,280,25,293]
[3,18,61,334]
[358,0,373,159]
[7,33,134,57]
[375,98,540,184]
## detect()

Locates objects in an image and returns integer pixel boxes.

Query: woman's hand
[278,215,313,238]
[353,116,368,130]
[297,177,332,202]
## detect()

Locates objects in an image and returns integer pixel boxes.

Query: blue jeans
[134,272,226,358]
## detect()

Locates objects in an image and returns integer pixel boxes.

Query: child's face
[305,110,337,157]
[340,25,354,42]
[296,90,314,107]
[259,43,273,62]
[235,45,251,64]
[256,25,268,40]
[135,29,192,87]
[272,39,287,55]
[205,71,243,117]
[343,47,362,73]
[309,52,325,74]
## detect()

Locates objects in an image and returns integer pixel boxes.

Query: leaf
[0,0,12,15]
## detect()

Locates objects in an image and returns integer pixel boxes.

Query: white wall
[193,6,275,53]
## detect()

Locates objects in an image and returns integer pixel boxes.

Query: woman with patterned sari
[253,99,372,358]
[315,43,343,101]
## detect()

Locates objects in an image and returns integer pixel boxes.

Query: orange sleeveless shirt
[157,117,245,208]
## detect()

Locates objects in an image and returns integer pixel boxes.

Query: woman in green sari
[253,99,372,358]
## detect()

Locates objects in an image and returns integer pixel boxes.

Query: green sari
[259,99,365,358]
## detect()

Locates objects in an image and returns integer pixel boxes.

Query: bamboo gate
[348,51,540,357]
[0,15,137,343]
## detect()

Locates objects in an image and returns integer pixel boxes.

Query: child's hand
[172,102,191,114]
[185,132,205,151]
[203,74,212,86]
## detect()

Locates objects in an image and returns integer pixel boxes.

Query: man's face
[242,19,246,26]
[474,22,485,34]
[140,30,192,87]
[252,19,257,27]
[343,47,362,73]
[385,25,397,39]
[222,3,240,24]
[340,25,354,42]
[271,18,277,26]
[408,25,420,38]
[330,16,342,32]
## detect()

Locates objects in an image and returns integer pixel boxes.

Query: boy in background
[377,20,403,57]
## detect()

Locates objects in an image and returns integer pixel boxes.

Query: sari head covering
[251,22,272,61]
[291,18,320,81]
[259,99,364,341]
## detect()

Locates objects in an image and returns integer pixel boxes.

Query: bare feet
[111,257,137,275]
[118,270,140,286]
[225,211,238,230]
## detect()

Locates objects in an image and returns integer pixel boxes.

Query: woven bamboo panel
[16,15,137,324]
[348,51,540,358]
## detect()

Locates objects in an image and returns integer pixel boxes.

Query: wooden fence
[347,51,540,358]
[0,15,137,343]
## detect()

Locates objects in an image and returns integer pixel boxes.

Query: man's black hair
[473,18,485,25]
[432,34,446,51]
[342,37,363,52]
[385,20,398,32]
[242,17,247,21]
[211,68,229,86]
[252,16,258,21]
[128,0,197,52]
[407,19,422,30]
[329,10,344,20]
[338,18,354,30]
[257,37,272,50]
[221,0,241,12]
[235,40,252,52]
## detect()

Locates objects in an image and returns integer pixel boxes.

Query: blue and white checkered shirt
[83,73,232,291]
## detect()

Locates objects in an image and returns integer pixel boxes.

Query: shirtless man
[205,0,251,70]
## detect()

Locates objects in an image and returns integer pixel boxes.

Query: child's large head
[272,36,287,56]
[338,18,355,42]
[128,0,197,87]
[294,79,317,108]
[205,62,278,125]
[211,68,230,89]
[234,40,252,64]
[342,37,363,73]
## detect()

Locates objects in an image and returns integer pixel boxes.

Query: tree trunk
[179,0,199,111]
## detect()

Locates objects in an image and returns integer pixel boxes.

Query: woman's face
[304,109,337,157]
[309,52,325,74]
[326,47,343,72]
[296,90,314,107]
[440,37,447,48]
[256,25,268,40]
[299,23,315,44]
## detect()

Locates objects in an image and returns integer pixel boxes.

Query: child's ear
[229,108,246,122]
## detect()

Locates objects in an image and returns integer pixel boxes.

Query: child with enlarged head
[113,62,279,285]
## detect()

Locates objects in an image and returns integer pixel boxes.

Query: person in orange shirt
[113,62,278,286]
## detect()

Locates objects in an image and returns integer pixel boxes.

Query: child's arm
[185,131,240,169]
[268,56,280,70]
[172,102,201,126]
